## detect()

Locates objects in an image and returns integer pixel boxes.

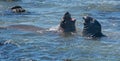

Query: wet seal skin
[11,6,26,13]
[82,16,106,38]
[59,12,76,35]
[7,24,45,32]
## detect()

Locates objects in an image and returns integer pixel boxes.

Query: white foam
[47,25,59,32]
[36,30,44,33]
[4,40,20,47]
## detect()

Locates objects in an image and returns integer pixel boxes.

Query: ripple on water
[0,0,120,61]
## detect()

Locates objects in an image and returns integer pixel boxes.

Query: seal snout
[83,16,93,23]
[83,16,87,20]
[83,16,93,20]
[65,12,70,15]
[63,12,72,21]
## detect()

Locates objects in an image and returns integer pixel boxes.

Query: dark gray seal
[59,12,76,34]
[2,6,35,15]
[82,16,106,38]
[11,6,26,13]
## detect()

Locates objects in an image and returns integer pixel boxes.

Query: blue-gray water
[0,0,120,61]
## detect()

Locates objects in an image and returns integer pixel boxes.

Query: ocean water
[0,0,120,61]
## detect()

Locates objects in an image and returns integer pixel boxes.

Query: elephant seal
[11,6,26,13]
[0,12,76,35]
[59,12,76,34]
[7,24,45,33]
[82,16,106,38]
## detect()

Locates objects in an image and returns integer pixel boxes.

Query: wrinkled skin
[59,12,76,34]
[11,6,26,13]
[82,16,106,38]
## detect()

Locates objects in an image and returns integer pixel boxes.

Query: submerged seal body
[7,25,45,32]
[0,12,77,36]
[82,16,105,38]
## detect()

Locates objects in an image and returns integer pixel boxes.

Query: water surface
[0,0,120,61]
